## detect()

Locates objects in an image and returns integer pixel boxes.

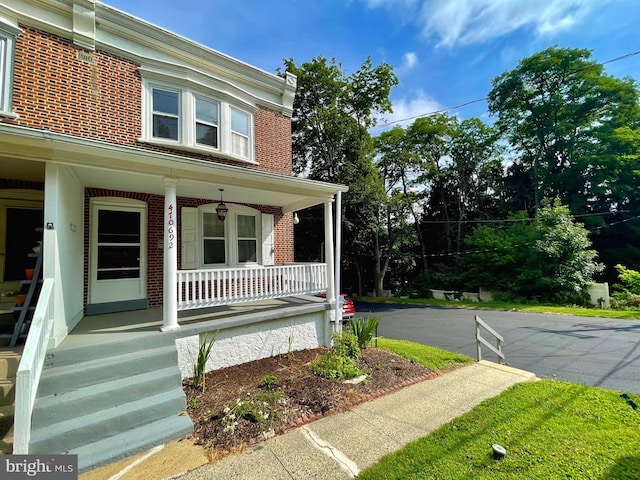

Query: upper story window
[0,21,21,117]
[142,79,255,163]
[152,88,180,140]
[196,96,219,148]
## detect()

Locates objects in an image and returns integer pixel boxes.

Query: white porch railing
[13,278,55,454]
[177,263,328,310]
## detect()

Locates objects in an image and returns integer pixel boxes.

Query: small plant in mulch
[220,391,288,439]
[193,331,219,392]
[348,315,379,349]
[311,332,363,380]
[259,375,278,389]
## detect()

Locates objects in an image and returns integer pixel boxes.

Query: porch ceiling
[0,124,348,212]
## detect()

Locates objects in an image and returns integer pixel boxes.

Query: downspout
[324,197,336,346]
[334,191,343,333]
[161,177,180,332]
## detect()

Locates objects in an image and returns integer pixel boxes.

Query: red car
[314,292,355,321]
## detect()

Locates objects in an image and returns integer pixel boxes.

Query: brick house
[0,0,346,469]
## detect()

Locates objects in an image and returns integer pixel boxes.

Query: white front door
[89,200,147,309]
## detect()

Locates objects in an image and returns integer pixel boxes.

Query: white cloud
[377,90,444,128]
[361,0,606,48]
[402,52,418,69]
[419,0,599,47]
[395,51,419,78]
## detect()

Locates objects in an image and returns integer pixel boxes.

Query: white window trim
[0,20,21,118]
[200,204,262,268]
[140,77,256,163]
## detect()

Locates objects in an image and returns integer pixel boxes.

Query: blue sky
[105,0,640,130]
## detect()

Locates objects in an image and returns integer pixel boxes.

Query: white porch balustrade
[177,263,327,310]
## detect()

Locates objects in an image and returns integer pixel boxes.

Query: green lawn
[376,337,474,371]
[358,296,640,320]
[357,379,640,480]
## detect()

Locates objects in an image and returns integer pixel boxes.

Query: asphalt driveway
[356,301,640,394]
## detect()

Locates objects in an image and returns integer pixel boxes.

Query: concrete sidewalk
[173,361,535,480]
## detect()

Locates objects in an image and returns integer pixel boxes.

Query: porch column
[324,197,336,345]
[161,177,180,332]
[334,191,343,333]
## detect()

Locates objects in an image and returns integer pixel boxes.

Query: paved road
[355,301,640,394]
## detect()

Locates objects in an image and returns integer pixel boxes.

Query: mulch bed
[183,347,437,460]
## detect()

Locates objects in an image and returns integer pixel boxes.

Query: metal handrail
[475,315,505,364]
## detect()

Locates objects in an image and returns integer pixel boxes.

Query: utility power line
[372,49,640,131]
[419,209,633,225]
[423,214,640,258]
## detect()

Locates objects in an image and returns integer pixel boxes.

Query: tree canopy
[285,46,640,302]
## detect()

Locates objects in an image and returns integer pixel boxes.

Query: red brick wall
[6,26,141,144]
[4,25,293,176]
[255,108,293,176]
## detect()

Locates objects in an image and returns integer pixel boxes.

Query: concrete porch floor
[55,294,327,352]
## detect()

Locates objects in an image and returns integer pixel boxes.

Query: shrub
[332,331,360,359]
[311,331,363,379]
[349,316,379,349]
[311,350,362,379]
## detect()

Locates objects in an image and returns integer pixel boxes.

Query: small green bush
[611,292,640,310]
[259,375,278,388]
[332,331,360,359]
[311,350,362,379]
[311,331,363,379]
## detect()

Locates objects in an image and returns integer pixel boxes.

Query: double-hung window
[202,212,226,265]
[237,214,257,263]
[231,108,249,158]
[195,96,219,148]
[0,21,20,117]
[152,88,180,140]
[144,79,254,162]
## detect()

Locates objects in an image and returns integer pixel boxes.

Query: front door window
[96,210,141,280]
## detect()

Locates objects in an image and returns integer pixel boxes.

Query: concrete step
[73,414,194,473]
[37,345,179,397]
[0,380,15,407]
[32,366,182,430]
[0,404,14,454]
[44,332,177,369]
[29,388,190,456]
[0,349,22,378]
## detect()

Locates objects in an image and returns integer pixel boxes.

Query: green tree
[446,118,504,253]
[281,56,397,295]
[487,47,640,216]
[462,201,603,302]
